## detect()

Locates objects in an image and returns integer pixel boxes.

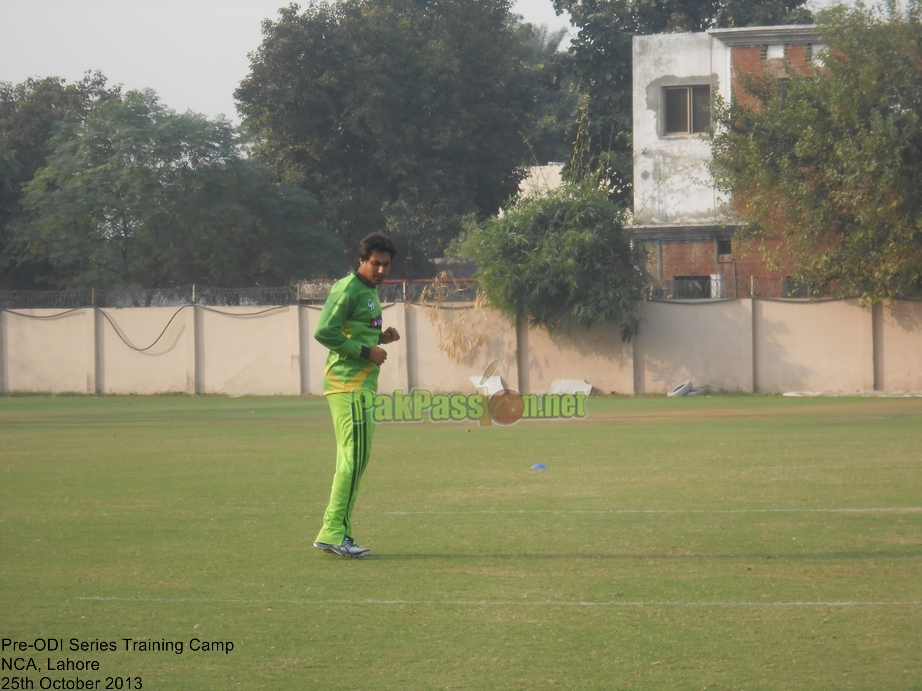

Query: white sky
[0,0,863,123]
[0,0,572,122]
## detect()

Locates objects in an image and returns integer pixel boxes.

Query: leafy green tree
[0,136,18,198]
[12,90,343,289]
[710,1,922,300]
[235,0,547,266]
[0,73,120,288]
[460,181,644,339]
[514,22,580,166]
[552,0,811,201]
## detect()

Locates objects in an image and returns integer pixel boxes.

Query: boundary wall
[1,299,920,396]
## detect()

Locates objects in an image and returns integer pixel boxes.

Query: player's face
[358,250,392,285]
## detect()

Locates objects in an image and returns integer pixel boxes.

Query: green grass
[1,394,920,690]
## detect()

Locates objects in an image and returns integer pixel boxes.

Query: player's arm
[314,294,369,360]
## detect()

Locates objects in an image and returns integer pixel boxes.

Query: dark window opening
[664,85,710,135]
[673,275,711,299]
[717,239,733,256]
[777,78,790,104]
[782,276,808,298]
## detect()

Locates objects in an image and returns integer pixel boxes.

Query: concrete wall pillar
[89,308,101,394]
[390,303,411,391]
[288,305,301,395]
[872,301,884,392]
[193,306,204,394]
[304,306,325,396]
[298,306,310,395]
[404,304,419,391]
[751,298,759,393]
[184,306,196,394]
[0,310,7,394]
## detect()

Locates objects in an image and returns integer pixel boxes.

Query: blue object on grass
[531,463,547,470]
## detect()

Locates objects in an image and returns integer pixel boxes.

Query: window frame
[662,85,711,136]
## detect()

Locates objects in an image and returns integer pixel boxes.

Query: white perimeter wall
[1,299,921,396]
[97,307,193,394]
[634,300,753,394]
[753,299,873,394]
[1,308,93,393]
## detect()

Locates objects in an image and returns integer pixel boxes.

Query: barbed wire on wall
[296,279,478,305]
[97,286,194,308]
[2,282,477,309]
[645,277,827,300]
[97,285,300,307]
[0,288,95,309]
[385,278,478,304]
[1,277,855,311]
[0,285,299,309]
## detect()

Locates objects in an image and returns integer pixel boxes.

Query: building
[630,25,823,298]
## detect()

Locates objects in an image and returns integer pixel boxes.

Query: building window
[663,85,710,135]
[717,238,732,256]
[765,44,786,60]
[777,77,790,103]
[810,43,828,66]
[673,276,711,299]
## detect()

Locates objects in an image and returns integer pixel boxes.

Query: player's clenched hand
[380,327,400,344]
[368,346,388,365]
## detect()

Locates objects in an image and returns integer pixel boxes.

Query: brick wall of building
[634,30,819,296]
[645,238,795,298]
[731,44,812,108]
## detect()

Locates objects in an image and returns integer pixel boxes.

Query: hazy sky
[0,0,858,123]
[0,0,571,122]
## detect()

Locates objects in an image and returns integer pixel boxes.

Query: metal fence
[0,285,298,309]
[645,276,820,300]
[0,280,479,309]
[0,289,95,309]
[296,278,478,305]
[96,285,300,307]
[0,277,831,310]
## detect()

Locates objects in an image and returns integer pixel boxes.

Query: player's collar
[353,270,376,288]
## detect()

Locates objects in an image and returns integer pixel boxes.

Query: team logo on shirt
[367,298,375,310]
[370,316,383,329]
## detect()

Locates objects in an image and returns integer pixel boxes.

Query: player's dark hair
[358,233,397,260]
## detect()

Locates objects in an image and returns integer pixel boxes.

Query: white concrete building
[630,25,822,296]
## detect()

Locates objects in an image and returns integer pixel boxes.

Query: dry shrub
[419,272,487,363]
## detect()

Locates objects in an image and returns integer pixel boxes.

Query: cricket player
[312,233,399,558]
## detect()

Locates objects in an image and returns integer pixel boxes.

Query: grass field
[1,393,920,690]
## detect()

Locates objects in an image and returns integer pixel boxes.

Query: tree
[0,73,120,288]
[551,0,812,201]
[11,90,343,289]
[235,0,546,267]
[514,22,581,166]
[459,181,645,339]
[710,0,922,300]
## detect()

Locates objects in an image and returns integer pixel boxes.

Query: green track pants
[315,390,376,546]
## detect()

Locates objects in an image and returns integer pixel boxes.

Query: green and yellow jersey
[314,272,383,395]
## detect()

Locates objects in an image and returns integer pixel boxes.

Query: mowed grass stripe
[75,596,922,607]
[385,507,922,514]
